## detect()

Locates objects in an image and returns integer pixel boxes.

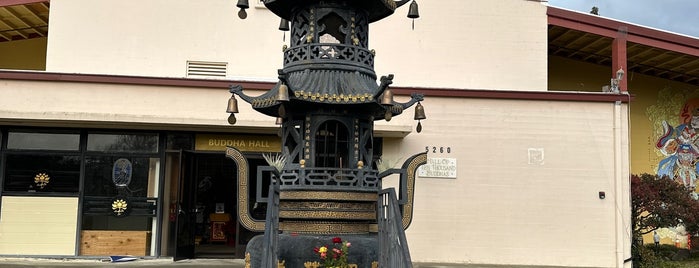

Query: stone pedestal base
[246,232,378,267]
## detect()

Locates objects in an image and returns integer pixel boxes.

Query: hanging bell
[237,0,249,19]
[278,104,286,118]
[381,88,393,105]
[414,102,426,120]
[408,0,420,19]
[237,0,249,9]
[279,18,290,31]
[275,117,283,125]
[277,83,289,102]
[226,94,239,114]
[228,113,237,125]
[238,9,248,19]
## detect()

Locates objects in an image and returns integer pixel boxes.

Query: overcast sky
[547,0,699,38]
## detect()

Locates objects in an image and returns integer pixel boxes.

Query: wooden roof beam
[0,19,27,39]
[0,1,48,8]
[3,6,44,36]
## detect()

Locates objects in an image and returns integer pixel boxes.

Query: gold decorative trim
[280,201,374,211]
[402,152,427,230]
[280,191,376,201]
[304,262,358,268]
[279,222,370,234]
[226,146,265,231]
[304,261,320,268]
[245,252,251,268]
[293,91,373,104]
[279,210,376,220]
[369,224,378,233]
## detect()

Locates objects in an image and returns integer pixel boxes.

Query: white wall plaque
[418,157,457,179]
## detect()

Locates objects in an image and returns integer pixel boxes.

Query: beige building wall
[549,55,699,176]
[0,196,78,255]
[380,97,631,267]
[0,78,631,265]
[45,0,548,90]
[0,79,412,136]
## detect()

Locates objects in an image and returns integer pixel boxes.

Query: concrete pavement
[0,258,597,268]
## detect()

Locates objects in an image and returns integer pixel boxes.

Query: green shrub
[634,244,681,268]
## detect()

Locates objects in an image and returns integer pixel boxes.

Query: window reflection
[83,156,159,197]
[7,132,80,151]
[87,133,158,153]
[3,155,80,192]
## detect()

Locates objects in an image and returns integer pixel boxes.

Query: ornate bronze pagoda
[224,0,427,267]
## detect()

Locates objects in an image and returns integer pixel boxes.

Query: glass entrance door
[165,150,196,261]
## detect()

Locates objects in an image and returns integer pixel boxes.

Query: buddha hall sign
[195,134,282,152]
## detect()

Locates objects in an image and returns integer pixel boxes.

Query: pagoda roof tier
[263,0,405,22]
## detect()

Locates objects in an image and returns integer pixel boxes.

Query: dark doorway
[189,152,237,258]
[167,151,267,259]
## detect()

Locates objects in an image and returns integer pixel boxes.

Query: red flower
[332,237,342,243]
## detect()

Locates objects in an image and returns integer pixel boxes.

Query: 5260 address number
[425,146,451,154]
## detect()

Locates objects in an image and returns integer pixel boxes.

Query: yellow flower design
[34,173,50,189]
[112,199,128,216]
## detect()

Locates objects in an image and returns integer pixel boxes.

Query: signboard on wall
[418,157,457,179]
[195,134,282,152]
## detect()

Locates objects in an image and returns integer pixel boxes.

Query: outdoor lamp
[616,67,624,81]
[610,67,624,92]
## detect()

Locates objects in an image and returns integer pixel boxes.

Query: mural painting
[646,87,699,247]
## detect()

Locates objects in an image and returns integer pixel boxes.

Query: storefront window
[81,155,160,256]
[3,154,80,193]
[7,132,80,151]
[87,133,158,153]
[166,133,193,150]
[83,156,159,198]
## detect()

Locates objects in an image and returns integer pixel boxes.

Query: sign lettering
[418,157,457,179]
[196,134,281,152]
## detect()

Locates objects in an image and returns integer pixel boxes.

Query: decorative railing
[284,43,375,72]
[378,188,412,268]
[261,182,281,268]
[278,167,380,192]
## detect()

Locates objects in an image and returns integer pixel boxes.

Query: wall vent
[186,61,227,77]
